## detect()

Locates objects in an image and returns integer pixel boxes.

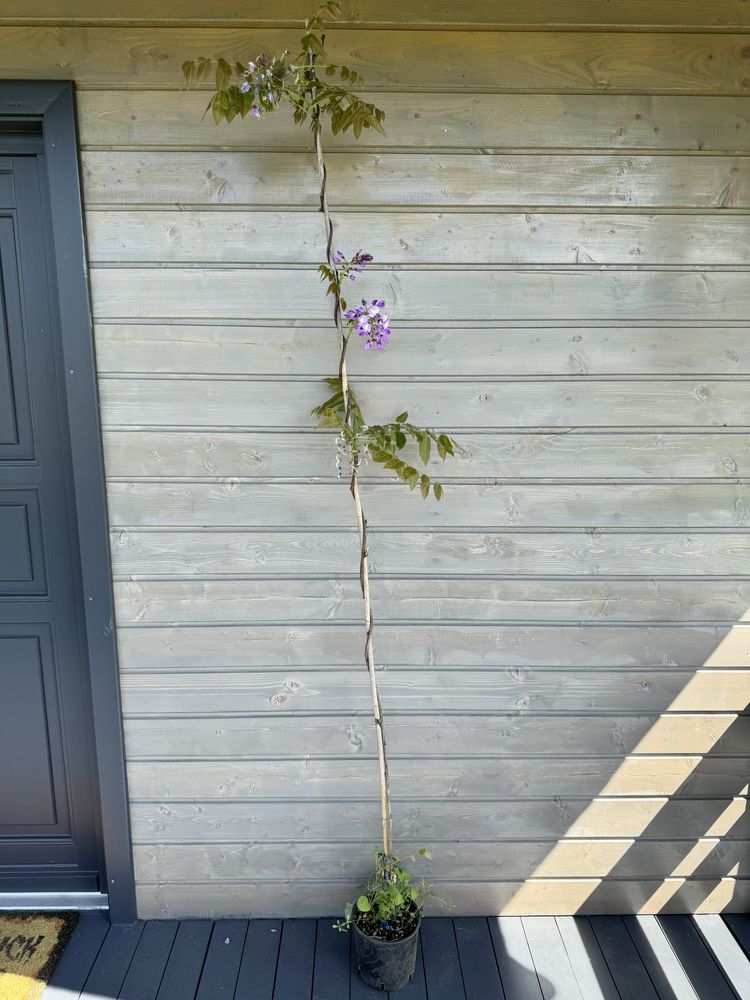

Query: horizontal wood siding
[6,3,749,918]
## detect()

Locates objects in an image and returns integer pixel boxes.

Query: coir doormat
[0,912,78,1000]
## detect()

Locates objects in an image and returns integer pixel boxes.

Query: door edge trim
[0,80,136,923]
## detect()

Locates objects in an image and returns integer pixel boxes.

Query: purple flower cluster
[333,248,374,281]
[344,299,391,350]
[240,53,287,118]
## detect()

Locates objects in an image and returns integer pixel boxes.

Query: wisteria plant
[184,0,461,945]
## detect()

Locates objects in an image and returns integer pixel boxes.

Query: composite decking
[41,912,750,999]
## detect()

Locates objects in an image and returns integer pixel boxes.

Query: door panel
[0,154,102,893]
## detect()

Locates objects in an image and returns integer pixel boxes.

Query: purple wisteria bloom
[333,248,374,281]
[344,298,392,350]
[239,51,291,119]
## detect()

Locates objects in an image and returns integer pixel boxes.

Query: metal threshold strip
[0,892,109,911]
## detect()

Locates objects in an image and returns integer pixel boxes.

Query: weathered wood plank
[113,577,750,625]
[6,1,749,29]
[102,429,750,481]
[91,268,750,322]
[124,755,750,801]
[93,325,750,378]
[81,151,750,208]
[110,529,750,578]
[77,92,750,152]
[114,622,748,669]
[130,839,750,883]
[135,878,750,919]
[3,27,749,91]
[106,482,750,529]
[85,210,750,266]
[119,668,750,715]
[98,375,750,429]
[123,712,750,759]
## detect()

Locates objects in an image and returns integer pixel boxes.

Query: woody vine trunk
[183,0,462,886]
[311,103,393,862]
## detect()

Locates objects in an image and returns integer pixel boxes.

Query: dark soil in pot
[353,906,421,992]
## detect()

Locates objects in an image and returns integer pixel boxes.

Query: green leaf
[420,475,430,499]
[211,96,225,125]
[356,895,371,912]
[438,433,455,457]
[433,483,444,501]
[394,430,406,450]
[419,848,432,859]
[216,57,233,91]
[396,411,408,423]
[405,467,419,490]
[196,56,212,84]
[419,435,431,465]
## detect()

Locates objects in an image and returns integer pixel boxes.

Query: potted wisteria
[184,2,459,990]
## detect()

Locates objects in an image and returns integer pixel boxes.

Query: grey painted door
[0,152,102,893]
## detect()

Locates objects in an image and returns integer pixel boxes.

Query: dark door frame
[0,80,135,923]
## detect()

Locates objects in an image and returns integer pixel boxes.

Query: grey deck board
[454,917,505,1000]
[523,916,583,1000]
[80,920,144,999]
[272,917,317,1000]
[233,919,282,1000]
[47,913,750,1000]
[155,919,213,1000]
[195,919,247,999]
[693,914,750,1000]
[421,916,466,1000]
[658,915,737,1000]
[555,916,619,1000]
[590,916,658,1000]
[118,919,178,1000]
[43,913,110,1000]
[725,914,750,959]
[312,919,349,1000]
[489,917,545,1000]
[623,915,699,1000]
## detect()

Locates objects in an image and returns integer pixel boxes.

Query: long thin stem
[311,101,393,861]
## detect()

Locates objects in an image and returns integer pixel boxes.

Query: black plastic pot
[353,913,421,992]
